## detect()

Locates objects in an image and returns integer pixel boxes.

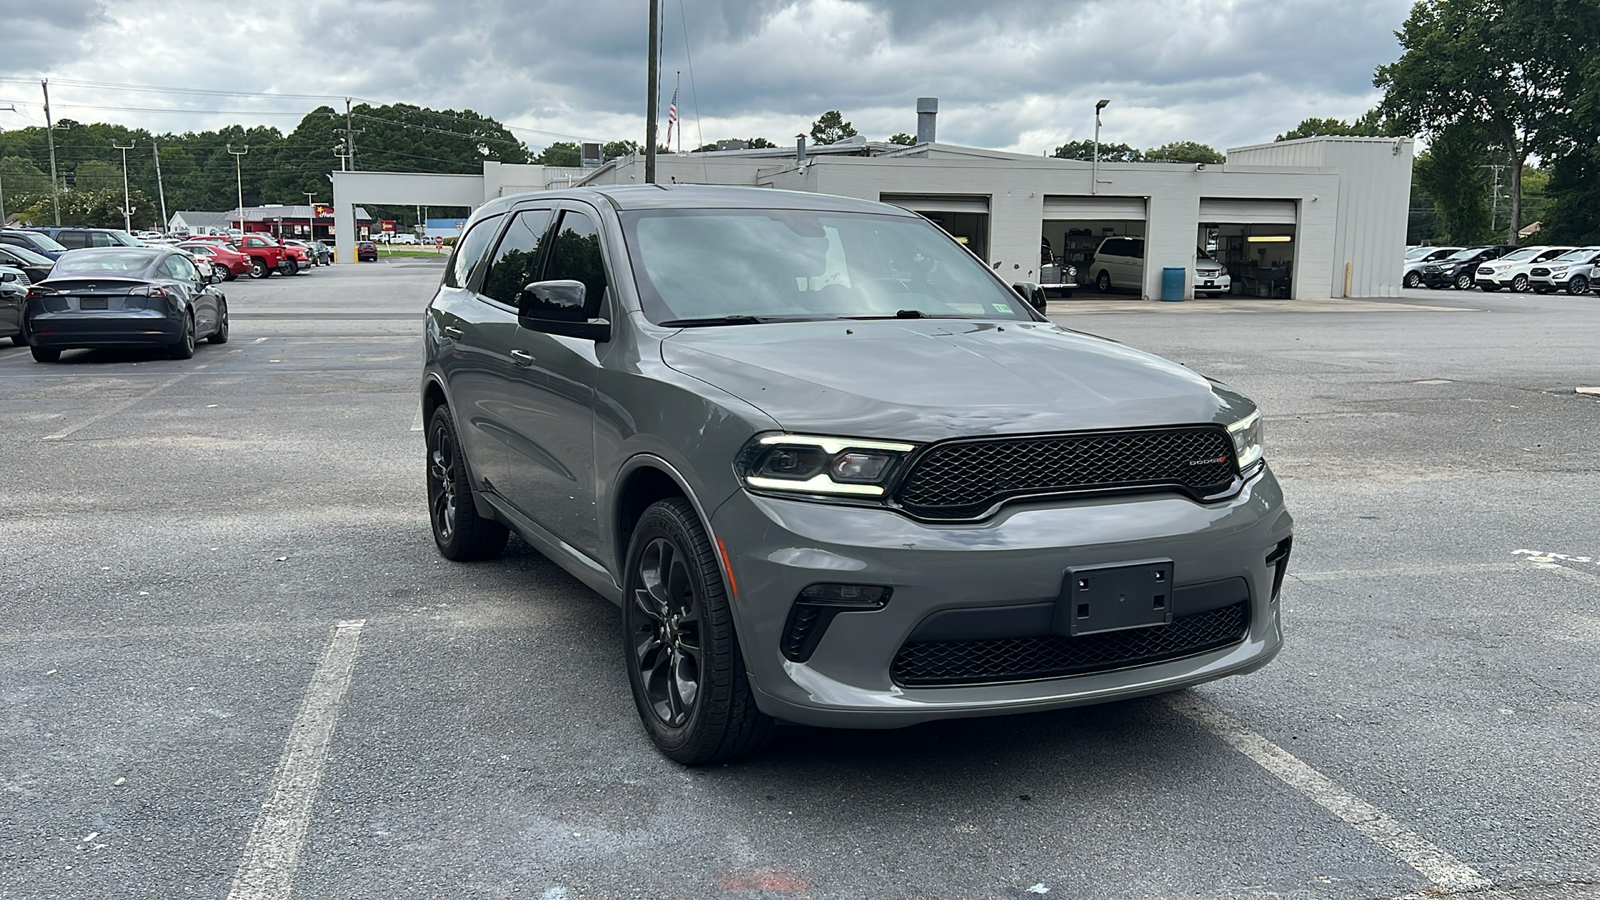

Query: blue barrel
[1161,266,1186,301]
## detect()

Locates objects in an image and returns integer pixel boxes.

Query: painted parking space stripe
[226,620,367,900]
[1167,693,1491,893]
[42,373,191,442]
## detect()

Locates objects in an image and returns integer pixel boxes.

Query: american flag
[665,86,678,145]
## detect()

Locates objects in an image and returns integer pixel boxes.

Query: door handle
[509,349,535,366]
[442,325,464,339]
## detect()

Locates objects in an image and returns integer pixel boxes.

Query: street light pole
[305,191,316,241]
[1092,99,1109,196]
[113,140,135,232]
[152,141,169,234]
[645,0,659,185]
[227,144,248,235]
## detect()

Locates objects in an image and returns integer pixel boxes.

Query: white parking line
[410,404,423,431]
[1167,693,1491,894]
[42,373,190,442]
[226,620,367,900]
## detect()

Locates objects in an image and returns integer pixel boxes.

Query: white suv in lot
[1527,247,1600,295]
[1476,246,1573,292]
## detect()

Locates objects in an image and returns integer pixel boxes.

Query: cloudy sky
[1,0,1415,156]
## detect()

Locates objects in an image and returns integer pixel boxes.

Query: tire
[30,346,59,363]
[284,258,299,276]
[208,301,229,344]
[623,497,774,766]
[1511,274,1530,292]
[1568,275,1589,295]
[169,313,195,360]
[1403,271,1421,288]
[1455,272,1475,290]
[249,258,268,279]
[1096,270,1112,292]
[425,405,509,561]
[225,269,238,282]
[11,334,27,347]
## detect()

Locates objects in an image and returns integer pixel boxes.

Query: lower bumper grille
[891,601,1249,687]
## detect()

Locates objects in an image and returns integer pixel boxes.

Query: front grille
[896,427,1236,518]
[1478,266,1495,275]
[1530,267,1550,277]
[892,601,1250,686]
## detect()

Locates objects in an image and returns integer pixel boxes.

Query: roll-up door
[1042,196,1147,220]
[1198,198,1297,224]
[879,194,990,214]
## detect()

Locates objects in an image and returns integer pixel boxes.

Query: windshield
[52,251,158,274]
[15,232,68,252]
[1549,248,1596,263]
[621,209,1032,325]
[2,244,54,266]
[1445,247,1485,260]
[1497,248,1542,263]
[1404,247,1434,260]
[1195,247,1220,264]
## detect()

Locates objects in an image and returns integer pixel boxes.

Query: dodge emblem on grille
[1189,455,1228,466]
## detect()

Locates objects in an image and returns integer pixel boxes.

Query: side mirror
[517,279,611,341]
[1012,281,1047,313]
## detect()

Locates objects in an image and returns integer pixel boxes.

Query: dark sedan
[0,244,55,283]
[24,247,228,363]
[1419,245,1518,290]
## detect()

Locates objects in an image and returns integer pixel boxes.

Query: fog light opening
[780,583,894,662]
[1266,538,1293,602]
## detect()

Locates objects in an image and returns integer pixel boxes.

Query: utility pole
[42,80,61,226]
[152,141,169,233]
[113,140,135,232]
[227,144,248,235]
[645,0,659,184]
[333,99,363,172]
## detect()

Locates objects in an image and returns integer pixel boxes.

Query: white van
[1089,236,1144,293]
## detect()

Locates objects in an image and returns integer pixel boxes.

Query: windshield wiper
[659,315,768,327]
[842,309,965,320]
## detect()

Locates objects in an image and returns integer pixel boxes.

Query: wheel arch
[612,454,733,605]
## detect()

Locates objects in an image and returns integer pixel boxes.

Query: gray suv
[422,186,1292,765]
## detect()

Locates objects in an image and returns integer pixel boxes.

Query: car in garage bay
[421,185,1293,765]
[24,247,228,362]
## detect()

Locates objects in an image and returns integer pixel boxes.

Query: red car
[177,241,250,280]
[235,233,296,278]
[356,241,378,262]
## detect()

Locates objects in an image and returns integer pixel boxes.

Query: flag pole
[675,71,681,155]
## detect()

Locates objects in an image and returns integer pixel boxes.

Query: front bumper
[711,467,1292,728]
[28,309,182,348]
[1195,273,1231,293]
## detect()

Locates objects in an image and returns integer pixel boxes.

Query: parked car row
[1408,244,1600,295]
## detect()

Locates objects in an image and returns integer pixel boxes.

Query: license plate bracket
[1055,559,1175,636]
[79,297,108,310]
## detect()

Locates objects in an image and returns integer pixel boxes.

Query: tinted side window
[57,232,89,249]
[445,213,504,289]
[543,211,608,316]
[1130,239,1146,259]
[481,209,554,305]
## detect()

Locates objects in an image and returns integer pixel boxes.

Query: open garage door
[1042,196,1147,220]
[881,193,990,261]
[1199,198,1297,225]
[1041,196,1147,297]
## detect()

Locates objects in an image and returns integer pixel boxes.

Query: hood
[661,319,1249,443]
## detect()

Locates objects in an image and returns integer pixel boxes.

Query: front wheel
[1511,274,1530,292]
[1096,271,1111,292]
[426,405,509,561]
[284,258,299,276]
[1567,275,1589,295]
[31,346,60,363]
[624,498,773,766]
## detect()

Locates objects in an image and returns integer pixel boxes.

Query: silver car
[422,186,1293,765]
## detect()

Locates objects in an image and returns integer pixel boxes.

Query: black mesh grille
[891,601,1249,687]
[896,427,1236,518]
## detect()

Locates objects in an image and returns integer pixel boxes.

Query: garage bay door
[1199,198,1297,225]
[879,193,990,214]
[1042,196,1147,220]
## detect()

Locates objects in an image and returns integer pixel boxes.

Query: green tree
[1376,0,1590,243]
[809,111,858,145]
[888,133,916,146]
[1543,148,1600,243]
[1051,140,1142,162]
[73,160,124,192]
[536,142,582,166]
[1413,124,1492,244]
[1144,141,1225,164]
[0,156,52,198]
[745,137,776,149]
[602,140,639,160]
[1276,109,1396,141]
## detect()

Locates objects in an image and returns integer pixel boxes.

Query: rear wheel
[1455,272,1475,290]
[1403,271,1422,288]
[624,498,773,765]
[426,404,509,561]
[1567,275,1589,295]
[208,301,230,344]
[169,313,195,360]
[248,258,268,279]
[30,346,60,363]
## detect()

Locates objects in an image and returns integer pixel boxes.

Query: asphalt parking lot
[3,262,1598,900]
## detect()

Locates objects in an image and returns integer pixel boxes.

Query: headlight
[737,434,917,498]
[1066,265,1078,277]
[1227,410,1264,473]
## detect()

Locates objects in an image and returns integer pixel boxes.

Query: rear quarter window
[445,213,505,289]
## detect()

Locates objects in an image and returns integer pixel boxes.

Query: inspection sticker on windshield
[993,302,1012,312]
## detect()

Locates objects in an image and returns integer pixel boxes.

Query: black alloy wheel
[425,404,508,561]
[169,313,195,360]
[1569,275,1589,295]
[1455,272,1475,290]
[249,258,268,279]
[623,498,773,765]
[30,345,60,363]
[208,301,230,344]
[1403,271,1422,288]
[1511,273,1530,292]
[1096,270,1112,292]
